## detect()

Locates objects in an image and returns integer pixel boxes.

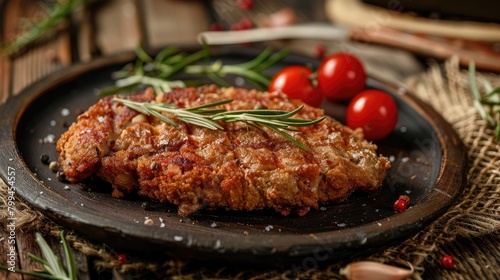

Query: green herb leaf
[61,232,78,280]
[0,231,77,280]
[1,0,94,56]
[100,46,288,96]
[35,232,68,278]
[184,47,288,90]
[135,45,154,63]
[469,61,500,141]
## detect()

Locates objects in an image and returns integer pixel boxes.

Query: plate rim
[0,48,467,263]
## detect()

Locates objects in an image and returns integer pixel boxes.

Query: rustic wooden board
[93,0,142,55]
[2,0,72,96]
[0,227,23,280]
[14,230,44,280]
[141,0,211,47]
[0,55,10,104]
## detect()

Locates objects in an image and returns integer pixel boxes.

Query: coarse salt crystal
[61,108,70,117]
[43,134,55,144]
[234,76,245,86]
[174,236,183,241]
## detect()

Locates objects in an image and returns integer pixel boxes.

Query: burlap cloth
[1,57,499,279]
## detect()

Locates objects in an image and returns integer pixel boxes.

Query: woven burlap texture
[1,57,499,279]
[370,57,500,280]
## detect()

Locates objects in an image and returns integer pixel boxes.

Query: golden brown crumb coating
[57,85,390,216]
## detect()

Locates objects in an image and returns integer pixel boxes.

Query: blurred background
[1,0,500,101]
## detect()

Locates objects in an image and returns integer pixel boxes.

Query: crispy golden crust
[57,85,391,216]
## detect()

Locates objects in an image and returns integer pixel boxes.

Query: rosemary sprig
[100,46,288,96]
[0,231,77,280]
[1,0,95,56]
[469,61,500,140]
[185,47,289,89]
[99,46,205,96]
[113,97,325,151]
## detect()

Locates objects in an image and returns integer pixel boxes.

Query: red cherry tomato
[346,89,398,140]
[268,65,323,107]
[317,53,367,100]
[230,18,253,30]
[236,0,254,10]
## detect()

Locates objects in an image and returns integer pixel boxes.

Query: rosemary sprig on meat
[469,62,500,141]
[100,46,288,96]
[113,97,325,151]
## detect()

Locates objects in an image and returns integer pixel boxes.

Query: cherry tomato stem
[268,65,323,107]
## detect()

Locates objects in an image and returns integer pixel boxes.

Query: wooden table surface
[0,1,498,279]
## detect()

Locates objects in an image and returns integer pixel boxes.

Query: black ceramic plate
[0,47,466,265]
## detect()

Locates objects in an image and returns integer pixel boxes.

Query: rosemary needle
[469,62,500,140]
[113,97,325,151]
[100,46,289,96]
[2,0,95,56]
[0,231,77,280]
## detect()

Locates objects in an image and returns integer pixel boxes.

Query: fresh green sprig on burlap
[0,231,77,280]
[469,62,500,141]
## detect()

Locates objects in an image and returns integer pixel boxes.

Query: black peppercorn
[41,154,49,164]
[141,201,151,210]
